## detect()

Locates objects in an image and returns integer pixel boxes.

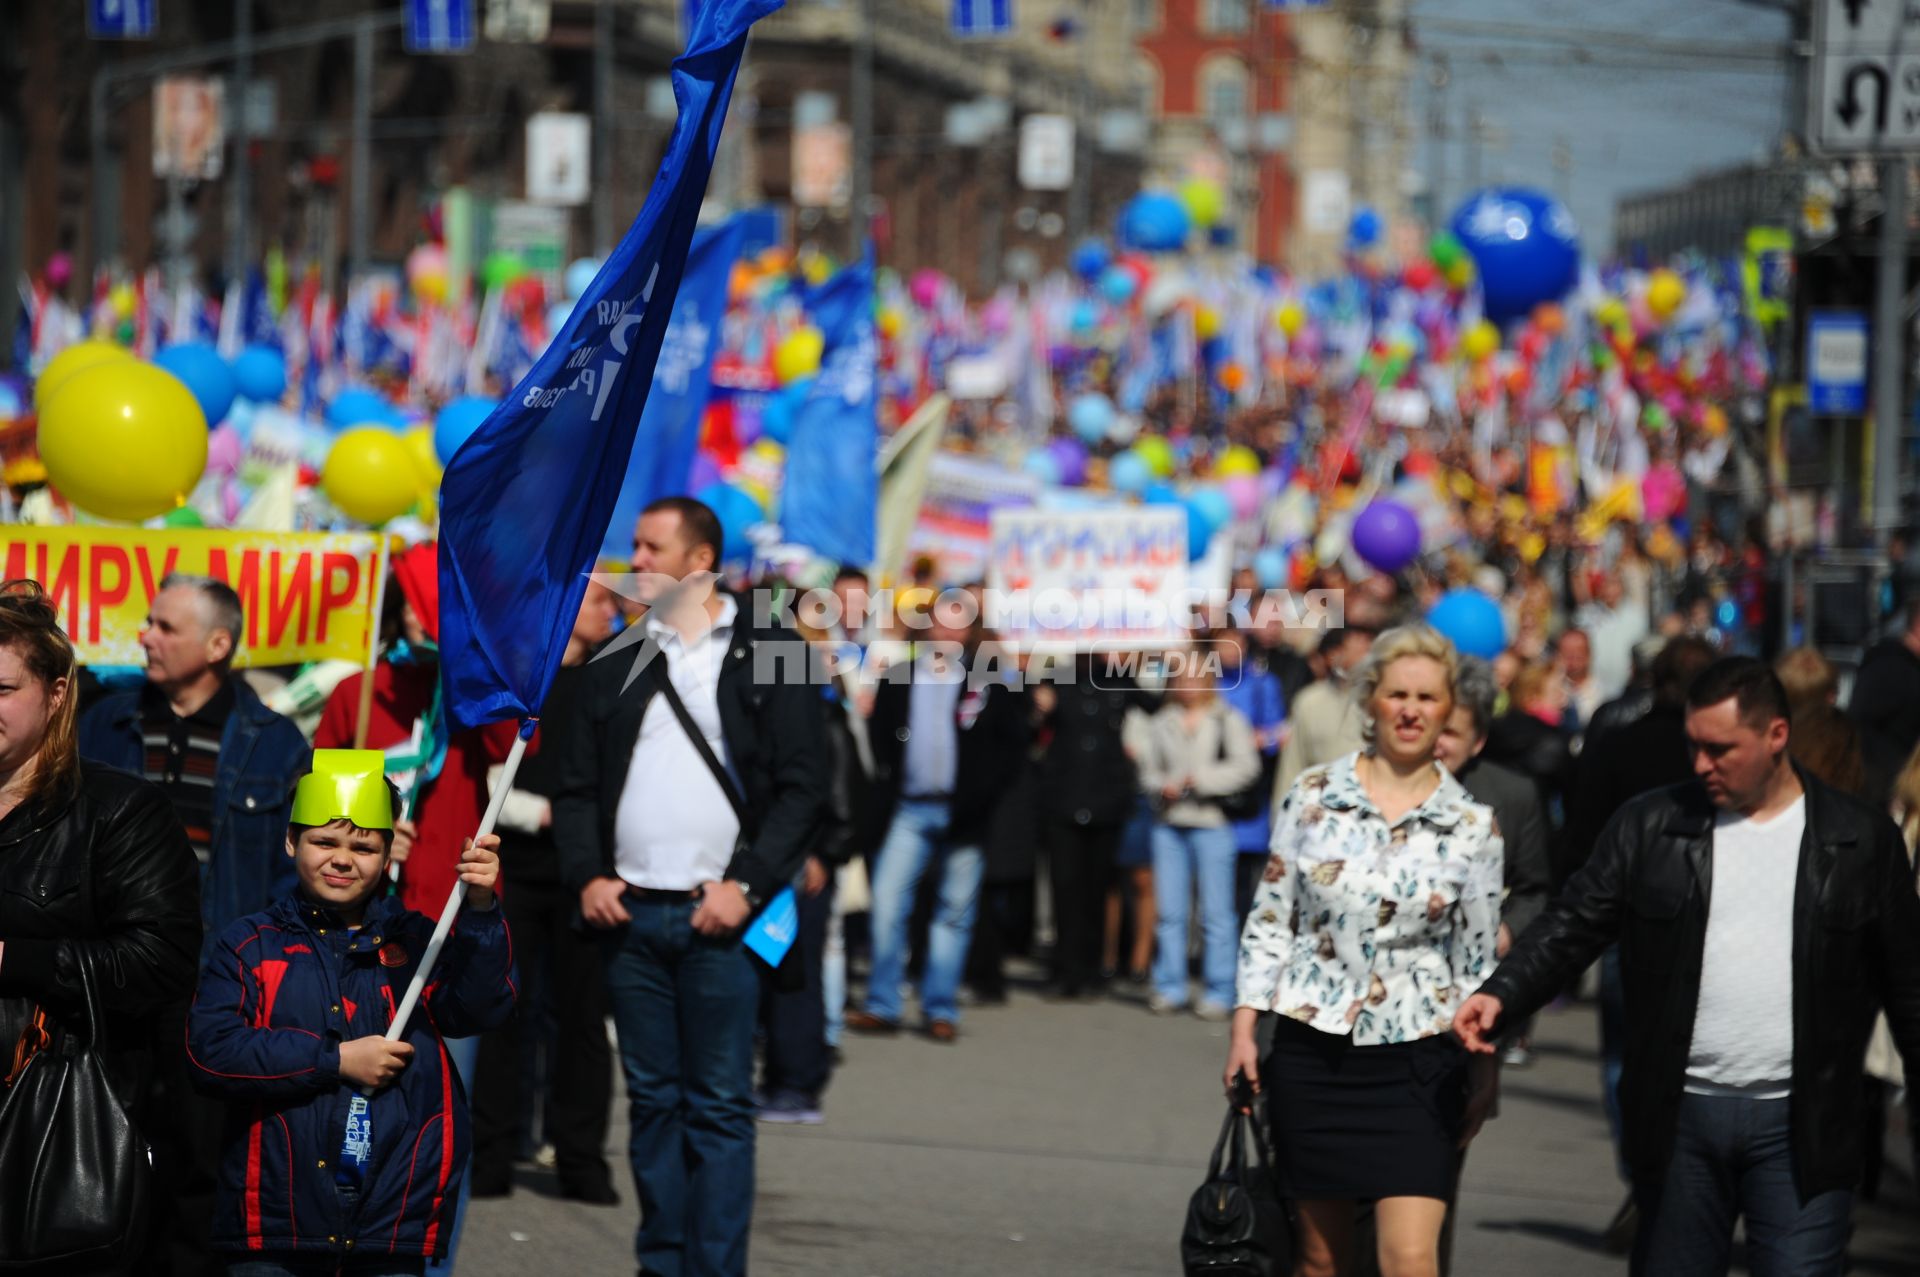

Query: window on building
[1202,0,1250,34]
[1130,0,1159,33]
[1201,56,1249,128]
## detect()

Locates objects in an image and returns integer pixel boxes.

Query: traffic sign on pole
[1807,310,1870,414]
[405,0,477,54]
[89,0,157,40]
[1812,0,1920,152]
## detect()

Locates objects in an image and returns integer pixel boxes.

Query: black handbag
[0,952,151,1270]
[1181,1082,1293,1276]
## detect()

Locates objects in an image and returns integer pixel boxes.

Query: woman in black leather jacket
[0,581,200,1182]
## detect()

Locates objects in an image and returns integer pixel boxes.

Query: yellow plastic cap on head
[290,749,396,832]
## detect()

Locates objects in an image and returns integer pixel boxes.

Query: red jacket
[314,663,521,915]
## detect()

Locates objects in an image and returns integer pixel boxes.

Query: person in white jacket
[1125,649,1261,1019]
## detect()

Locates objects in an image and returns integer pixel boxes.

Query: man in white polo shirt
[556,496,828,1277]
[1458,657,1920,1277]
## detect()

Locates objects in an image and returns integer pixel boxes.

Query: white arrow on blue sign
[405,0,477,53]
[89,0,157,40]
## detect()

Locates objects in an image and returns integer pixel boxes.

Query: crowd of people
[5,462,1920,1276]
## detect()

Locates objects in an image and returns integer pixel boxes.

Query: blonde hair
[0,580,80,806]
[1774,647,1837,712]
[1351,623,1459,746]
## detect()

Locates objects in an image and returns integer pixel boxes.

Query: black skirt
[1263,1017,1467,1201]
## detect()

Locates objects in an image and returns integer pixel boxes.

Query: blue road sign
[89,0,157,39]
[406,0,477,53]
[1807,310,1869,415]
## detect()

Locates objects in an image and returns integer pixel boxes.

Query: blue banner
[597,214,752,561]
[405,0,476,53]
[88,0,156,39]
[951,0,1013,37]
[781,251,877,567]
[437,0,781,732]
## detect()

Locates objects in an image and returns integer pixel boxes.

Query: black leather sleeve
[1501,779,1554,938]
[552,662,612,894]
[0,780,200,1014]
[1480,799,1635,1027]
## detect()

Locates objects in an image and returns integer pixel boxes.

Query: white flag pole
[383,726,530,1042]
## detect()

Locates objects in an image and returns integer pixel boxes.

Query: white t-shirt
[1685,795,1805,1096]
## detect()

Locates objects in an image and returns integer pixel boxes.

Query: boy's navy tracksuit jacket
[187,891,515,1259]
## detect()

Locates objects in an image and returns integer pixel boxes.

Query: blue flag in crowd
[952,0,1012,37]
[437,0,781,732]
[597,213,751,560]
[781,250,877,567]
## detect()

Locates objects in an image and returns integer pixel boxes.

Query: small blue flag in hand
[780,250,878,567]
[437,0,783,733]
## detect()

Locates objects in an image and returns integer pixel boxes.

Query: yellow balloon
[39,362,208,521]
[1445,257,1476,289]
[404,424,442,491]
[1461,320,1500,362]
[1595,297,1628,331]
[1179,178,1225,230]
[1275,301,1305,338]
[108,284,137,321]
[323,427,422,525]
[877,307,904,340]
[748,438,786,466]
[1646,268,1686,320]
[1133,435,1175,478]
[1194,306,1221,341]
[1217,445,1261,477]
[774,326,825,385]
[34,340,133,412]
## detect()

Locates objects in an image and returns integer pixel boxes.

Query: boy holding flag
[186,750,515,1271]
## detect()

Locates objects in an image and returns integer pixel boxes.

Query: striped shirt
[140,680,236,865]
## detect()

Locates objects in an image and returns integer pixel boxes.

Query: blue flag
[437,0,781,732]
[597,213,751,561]
[780,251,877,567]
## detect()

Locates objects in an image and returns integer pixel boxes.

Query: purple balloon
[1351,499,1422,573]
[688,452,724,492]
[1046,437,1089,487]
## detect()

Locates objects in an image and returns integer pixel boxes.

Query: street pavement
[458,971,1920,1275]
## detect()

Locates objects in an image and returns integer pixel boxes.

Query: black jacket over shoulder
[0,762,201,1113]
[1036,667,1152,829]
[1483,767,1920,1197]
[552,602,831,905]
[863,656,1030,852]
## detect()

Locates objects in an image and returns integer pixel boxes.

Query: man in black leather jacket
[1457,658,1920,1277]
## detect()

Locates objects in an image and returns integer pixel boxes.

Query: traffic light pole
[1873,155,1907,534]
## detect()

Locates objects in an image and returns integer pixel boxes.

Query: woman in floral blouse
[1223,624,1503,1277]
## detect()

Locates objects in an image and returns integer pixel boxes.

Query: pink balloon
[206,423,244,476]
[45,252,73,290]
[1641,464,1686,521]
[1224,473,1261,520]
[220,478,244,524]
[909,269,944,311]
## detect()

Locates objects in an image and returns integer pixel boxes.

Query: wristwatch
[728,879,760,910]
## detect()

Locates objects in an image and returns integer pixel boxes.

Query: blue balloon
[695,481,763,562]
[1141,480,1180,507]
[1427,589,1508,660]
[761,377,813,445]
[155,342,237,425]
[327,387,395,429]
[1118,192,1190,252]
[546,301,576,342]
[1022,450,1062,485]
[1109,451,1151,495]
[1183,490,1231,561]
[1348,206,1383,250]
[1449,186,1582,325]
[565,257,602,301]
[434,396,497,465]
[1252,546,1288,590]
[1069,238,1112,282]
[232,345,287,403]
[1069,299,1100,333]
[1068,393,1115,444]
[1099,265,1137,305]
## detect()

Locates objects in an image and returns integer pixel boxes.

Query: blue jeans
[864,798,983,1025]
[1631,1092,1852,1277]
[1599,945,1628,1183]
[603,896,761,1277]
[1151,822,1238,1009]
